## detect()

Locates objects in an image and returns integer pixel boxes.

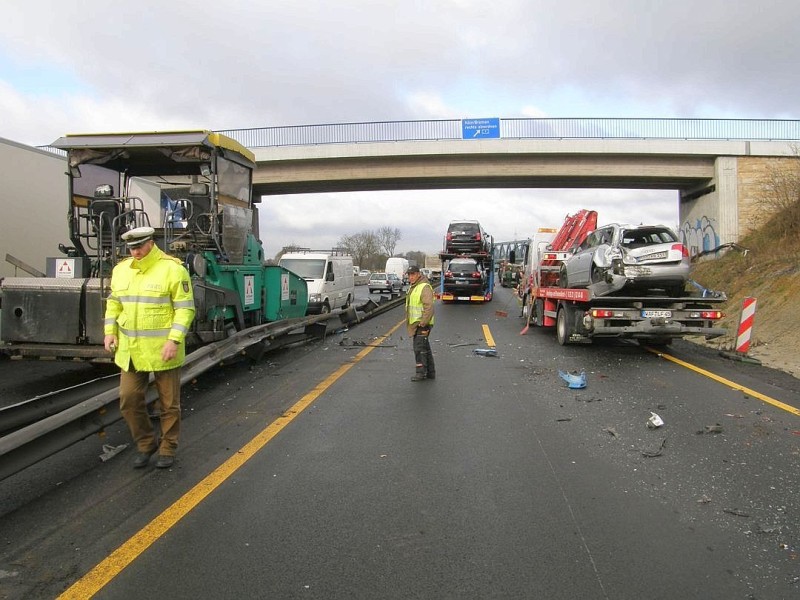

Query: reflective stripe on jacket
[104,245,195,372]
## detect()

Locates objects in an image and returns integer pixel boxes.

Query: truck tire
[533,298,544,327]
[321,301,331,314]
[556,304,574,345]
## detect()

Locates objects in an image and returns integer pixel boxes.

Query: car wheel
[368,288,375,294]
[320,302,331,314]
[559,265,569,288]
[590,265,606,284]
[343,294,351,309]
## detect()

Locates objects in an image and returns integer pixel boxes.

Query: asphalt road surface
[1,286,799,599]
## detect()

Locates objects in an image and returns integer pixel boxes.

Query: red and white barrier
[735,297,757,354]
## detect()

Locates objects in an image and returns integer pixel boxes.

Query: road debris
[697,495,712,504]
[697,424,724,435]
[558,370,587,389]
[473,348,498,357]
[99,443,128,462]
[723,508,751,518]
[603,427,619,438]
[646,412,664,429]
[641,438,667,457]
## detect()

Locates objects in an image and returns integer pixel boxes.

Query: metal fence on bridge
[218,118,800,148]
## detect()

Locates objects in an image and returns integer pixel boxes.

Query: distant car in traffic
[386,273,404,291]
[368,272,402,294]
[559,223,690,296]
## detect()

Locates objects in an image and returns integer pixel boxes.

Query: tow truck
[519,211,726,345]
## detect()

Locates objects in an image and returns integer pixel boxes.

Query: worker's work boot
[410,367,427,382]
[132,448,156,469]
[155,454,175,469]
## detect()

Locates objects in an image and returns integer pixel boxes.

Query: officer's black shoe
[427,373,436,380]
[132,449,156,469]
[155,455,175,469]
[410,373,427,381]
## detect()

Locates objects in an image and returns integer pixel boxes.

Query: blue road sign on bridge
[462,118,500,139]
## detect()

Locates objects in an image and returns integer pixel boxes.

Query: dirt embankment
[687,229,800,379]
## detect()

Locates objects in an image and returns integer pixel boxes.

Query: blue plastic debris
[558,370,587,389]
[473,348,498,357]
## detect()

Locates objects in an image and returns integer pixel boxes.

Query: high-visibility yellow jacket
[104,245,195,372]
[406,277,435,336]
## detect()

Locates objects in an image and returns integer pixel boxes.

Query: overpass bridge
[225,118,800,257]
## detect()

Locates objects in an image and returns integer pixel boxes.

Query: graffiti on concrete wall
[680,216,719,258]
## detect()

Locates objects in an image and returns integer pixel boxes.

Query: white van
[279,250,355,314]
[385,257,410,284]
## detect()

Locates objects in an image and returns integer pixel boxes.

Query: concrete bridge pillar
[680,155,798,257]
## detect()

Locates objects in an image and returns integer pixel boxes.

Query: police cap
[121,226,155,248]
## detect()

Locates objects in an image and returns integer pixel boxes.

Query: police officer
[103,226,195,469]
[405,265,436,381]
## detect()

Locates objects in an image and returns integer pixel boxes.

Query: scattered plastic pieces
[646,412,664,429]
[702,424,724,434]
[99,443,128,462]
[473,348,498,357]
[558,370,587,389]
[641,438,667,457]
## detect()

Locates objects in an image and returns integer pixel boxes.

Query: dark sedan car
[443,258,486,294]
[444,220,491,254]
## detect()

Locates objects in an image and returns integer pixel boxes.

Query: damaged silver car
[558,223,690,297]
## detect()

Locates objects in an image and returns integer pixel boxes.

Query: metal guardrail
[0,294,406,481]
[35,119,800,156]
[218,118,800,148]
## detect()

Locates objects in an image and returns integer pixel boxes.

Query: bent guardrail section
[0,294,406,481]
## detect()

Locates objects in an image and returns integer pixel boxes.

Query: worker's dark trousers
[413,333,435,377]
[119,367,181,456]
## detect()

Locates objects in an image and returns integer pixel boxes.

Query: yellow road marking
[58,318,407,599]
[645,347,800,417]
[482,324,496,348]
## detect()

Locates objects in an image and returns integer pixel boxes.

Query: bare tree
[757,151,800,239]
[338,230,381,269]
[377,226,402,257]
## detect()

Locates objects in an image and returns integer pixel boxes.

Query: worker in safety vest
[103,226,195,469]
[405,265,436,381]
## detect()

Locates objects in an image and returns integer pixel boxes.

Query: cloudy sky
[2,0,798,258]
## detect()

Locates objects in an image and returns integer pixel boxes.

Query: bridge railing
[219,118,800,148]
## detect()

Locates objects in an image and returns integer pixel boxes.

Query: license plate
[642,310,671,318]
[457,296,470,301]
[642,251,667,260]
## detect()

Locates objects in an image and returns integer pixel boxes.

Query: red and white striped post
[735,297,757,354]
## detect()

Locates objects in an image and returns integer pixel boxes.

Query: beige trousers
[119,367,182,456]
